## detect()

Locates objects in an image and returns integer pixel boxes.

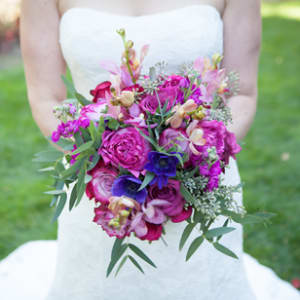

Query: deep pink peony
[93,204,130,238]
[148,180,186,217]
[90,81,112,103]
[223,131,242,165]
[99,127,150,177]
[139,222,163,241]
[86,161,118,204]
[139,84,177,114]
[159,128,189,152]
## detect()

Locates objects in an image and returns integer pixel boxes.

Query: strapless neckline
[59,4,222,26]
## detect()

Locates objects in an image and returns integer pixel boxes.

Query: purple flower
[111,175,147,204]
[144,152,180,189]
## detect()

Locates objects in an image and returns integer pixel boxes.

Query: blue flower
[144,151,181,189]
[111,175,147,204]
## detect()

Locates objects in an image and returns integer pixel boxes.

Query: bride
[6,0,297,299]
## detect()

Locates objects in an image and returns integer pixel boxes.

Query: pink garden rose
[139,84,177,114]
[86,161,118,204]
[147,180,190,221]
[159,128,189,152]
[99,127,150,177]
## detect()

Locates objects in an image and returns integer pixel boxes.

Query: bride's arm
[20,0,66,140]
[222,0,261,141]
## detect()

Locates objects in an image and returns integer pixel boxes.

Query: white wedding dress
[1,4,300,300]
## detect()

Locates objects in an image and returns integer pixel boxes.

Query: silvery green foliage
[53,99,80,123]
[182,175,245,221]
[208,105,233,125]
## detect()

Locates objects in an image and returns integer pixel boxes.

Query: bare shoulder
[21,0,59,19]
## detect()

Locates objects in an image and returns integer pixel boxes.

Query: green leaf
[107,118,120,130]
[128,244,156,268]
[138,172,155,191]
[55,138,74,151]
[72,141,94,155]
[69,183,77,211]
[179,223,197,251]
[51,192,67,223]
[75,166,87,207]
[75,92,92,106]
[38,167,55,173]
[135,127,160,151]
[186,236,204,261]
[61,74,76,96]
[128,255,144,274]
[115,255,129,277]
[44,190,65,195]
[33,150,63,163]
[106,242,128,278]
[205,227,236,239]
[60,158,85,179]
[213,242,238,259]
[74,131,84,146]
[180,184,195,204]
[87,154,100,171]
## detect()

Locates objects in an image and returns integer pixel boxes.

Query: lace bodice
[59,4,223,98]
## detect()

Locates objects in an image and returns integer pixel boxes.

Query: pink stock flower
[86,161,118,204]
[99,127,150,177]
[159,128,189,152]
[79,101,108,122]
[90,81,112,103]
[223,131,242,165]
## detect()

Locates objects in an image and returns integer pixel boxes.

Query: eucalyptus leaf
[75,92,92,106]
[138,172,155,191]
[114,255,129,277]
[186,236,204,261]
[128,244,156,268]
[179,223,197,251]
[33,150,63,163]
[51,192,67,223]
[205,227,236,239]
[72,141,94,155]
[55,138,74,151]
[213,242,238,259]
[44,190,65,195]
[69,183,78,211]
[180,184,195,204]
[128,255,144,274]
[106,242,128,278]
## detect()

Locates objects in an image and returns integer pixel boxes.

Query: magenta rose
[86,161,118,204]
[159,128,189,152]
[147,180,185,217]
[139,85,177,114]
[99,127,150,177]
[90,81,112,103]
[139,222,163,241]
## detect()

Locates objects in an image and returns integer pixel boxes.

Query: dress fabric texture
[1,5,300,300]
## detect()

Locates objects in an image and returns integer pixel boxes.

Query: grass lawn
[0,1,300,283]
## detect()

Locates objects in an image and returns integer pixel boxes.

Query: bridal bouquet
[35,29,272,277]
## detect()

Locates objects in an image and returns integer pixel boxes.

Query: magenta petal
[171,206,193,223]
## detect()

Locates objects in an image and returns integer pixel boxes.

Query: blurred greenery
[0,1,300,283]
